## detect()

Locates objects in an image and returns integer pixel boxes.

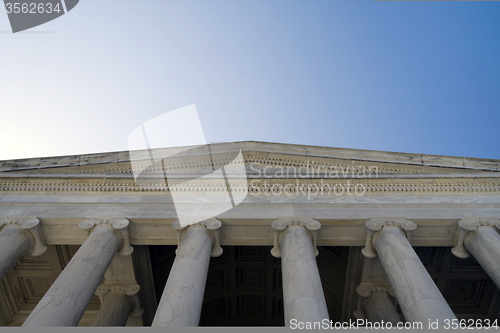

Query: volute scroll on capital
[79,218,133,256]
[95,283,144,318]
[172,219,223,257]
[0,217,47,256]
[452,218,500,259]
[361,218,417,258]
[270,219,321,258]
[353,284,397,320]
[356,284,395,298]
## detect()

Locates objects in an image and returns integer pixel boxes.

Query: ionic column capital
[356,284,395,298]
[353,284,396,319]
[0,217,47,256]
[173,219,223,257]
[452,218,500,259]
[79,218,133,256]
[270,218,321,258]
[95,283,144,318]
[361,218,417,258]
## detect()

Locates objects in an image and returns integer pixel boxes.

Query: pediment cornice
[1,141,499,180]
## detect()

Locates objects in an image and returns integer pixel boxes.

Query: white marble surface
[1,141,499,173]
[91,290,134,326]
[22,226,123,326]
[0,211,498,247]
[0,225,31,279]
[280,225,329,325]
[0,142,498,327]
[152,226,213,327]
[363,291,401,324]
[464,227,500,289]
[372,226,456,325]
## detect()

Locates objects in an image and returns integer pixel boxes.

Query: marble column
[364,292,401,324]
[354,256,402,324]
[0,218,47,280]
[355,287,401,324]
[271,219,329,326]
[452,219,500,289]
[22,219,133,327]
[92,284,143,326]
[362,219,456,325]
[152,219,223,327]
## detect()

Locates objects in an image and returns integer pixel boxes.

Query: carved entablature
[451,218,500,259]
[361,218,417,258]
[79,219,133,256]
[95,283,144,318]
[0,217,47,256]
[0,181,499,194]
[172,219,223,258]
[270,218,321,258]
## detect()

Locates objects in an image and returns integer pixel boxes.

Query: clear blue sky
[1,0,499,160]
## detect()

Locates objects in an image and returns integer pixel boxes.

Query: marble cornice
[1,141,499,173]
[58,155,432,175]
[3,155,500,177]
[1,172,500,180]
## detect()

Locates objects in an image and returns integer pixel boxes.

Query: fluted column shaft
[362,291,401,324]
[0,225,31,279]
[152,226,213,327]
[22,226,123,326]
[464,227,500,289]
[92,290,134,326]
[281,226,329,325]
[372,226,456,324]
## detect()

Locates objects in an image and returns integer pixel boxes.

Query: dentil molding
[0,180,499,194]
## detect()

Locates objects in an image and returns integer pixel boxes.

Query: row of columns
[153,218,330,326]
[356,218,500,326]
[360,219,456,325]
[0,217,499,326]
[0,218,142,327]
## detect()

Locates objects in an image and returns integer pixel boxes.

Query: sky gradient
[1,0,499,160]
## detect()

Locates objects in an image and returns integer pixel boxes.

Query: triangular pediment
[1,141,499,176]
[0,141,499,196]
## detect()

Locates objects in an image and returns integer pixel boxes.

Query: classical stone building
[0,141,499,327]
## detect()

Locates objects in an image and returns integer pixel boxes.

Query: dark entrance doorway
[149,245,350,326]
